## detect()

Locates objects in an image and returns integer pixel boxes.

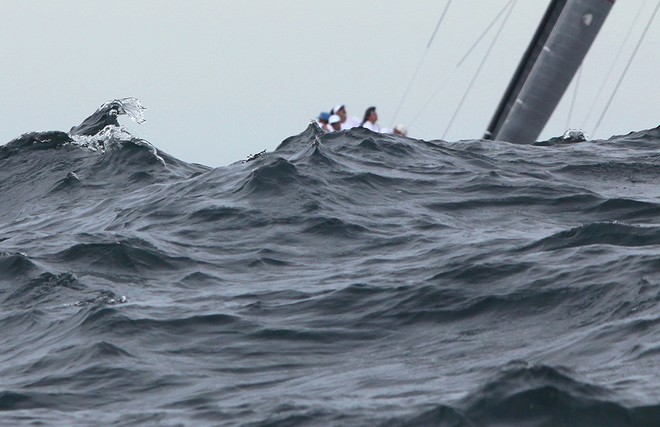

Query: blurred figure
[393,124,408,136]
[331,104,360,130]
[328,114,342,132]
[360,106,380,132]
[316,112,331,132]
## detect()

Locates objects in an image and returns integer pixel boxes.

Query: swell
[51,238,187,273]
[522,222,660,252]
[459,363,660,427]
[382,362,660,427]
[0,252,38,280]
[0,131,72,160]
[3,272,84,307]
[233,156,325,198]
[0,138,206,228]
[556,161,660,180]
[252,273,658,339]
[78,306,244,337]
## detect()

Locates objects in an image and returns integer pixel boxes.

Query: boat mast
[484,0,615,143]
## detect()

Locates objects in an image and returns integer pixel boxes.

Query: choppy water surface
[1,103,659,426]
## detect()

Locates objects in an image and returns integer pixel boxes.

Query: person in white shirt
[332,104,360,130]
[360,106,381,132]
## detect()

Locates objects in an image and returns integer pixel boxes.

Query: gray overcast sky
[1,0,658,166]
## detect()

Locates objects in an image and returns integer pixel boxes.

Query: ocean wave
[0,252,37,279]
[588,198,660,222]
[457,362,660,427]
[235,157,307,196]
[79,306,242,337]
[0,131,73,160]
[523,222,660,252]
[0,390,59,411]
[52,238,183,273]
[4,272,83,306]
[301,216,369,238]
[287,135,341,167]
[383,362,660,427]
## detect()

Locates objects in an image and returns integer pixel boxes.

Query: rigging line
[454,0,515,68]
[581,0,648,129]
[426,0,453,48]
[442,0,517,139]
[391,0,452,124]
[592,0,660,137]
[566,65,582,131]
[407,0,515,128]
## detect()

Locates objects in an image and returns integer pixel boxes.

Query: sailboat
[484,0,615,144]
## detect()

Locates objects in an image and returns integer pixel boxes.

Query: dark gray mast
[484,0,615,143]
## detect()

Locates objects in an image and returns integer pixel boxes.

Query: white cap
[332,104,344,114]
[394,124,407,135]
[329,114,341,124]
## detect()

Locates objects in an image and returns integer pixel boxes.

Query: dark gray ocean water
[1,103,659,426]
